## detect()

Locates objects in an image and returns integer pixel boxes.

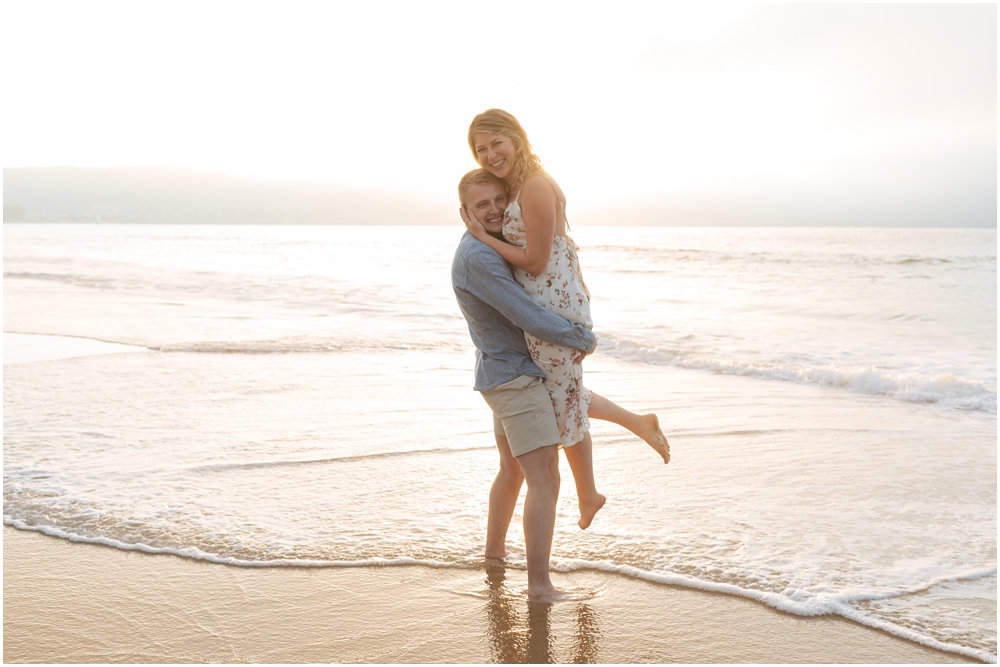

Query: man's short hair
[458,168,506,205]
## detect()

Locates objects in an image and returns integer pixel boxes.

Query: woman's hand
[459,206,490,241]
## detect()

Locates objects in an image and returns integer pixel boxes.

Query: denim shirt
[451,232,596,392]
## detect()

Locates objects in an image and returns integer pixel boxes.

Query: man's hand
[459,205,489,241]
[573,334,598,364]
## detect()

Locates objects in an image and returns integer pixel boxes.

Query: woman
[461,109,670,531]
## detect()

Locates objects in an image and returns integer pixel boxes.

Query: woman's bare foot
[640,414,670,464]
[578,493,606,530]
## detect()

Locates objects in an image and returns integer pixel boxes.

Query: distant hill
[3,167,456,225]
[7,165,995,228]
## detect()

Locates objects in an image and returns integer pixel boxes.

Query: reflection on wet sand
[484,561,602,664]
[571,601,601,663]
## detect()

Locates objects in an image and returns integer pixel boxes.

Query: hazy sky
[4,1,997,226]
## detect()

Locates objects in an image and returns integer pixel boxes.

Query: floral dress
[503,188,593,448]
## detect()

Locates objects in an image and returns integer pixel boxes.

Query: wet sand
[4,331,146,365]
[3,526,978,663]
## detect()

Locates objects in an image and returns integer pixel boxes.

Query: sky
[4,1,997,226]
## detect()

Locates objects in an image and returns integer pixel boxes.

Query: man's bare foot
[485,547,507,559]
[578,493,606,530]
[640,413,670,464]
[528,585,596,603]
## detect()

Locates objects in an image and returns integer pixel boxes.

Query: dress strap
[533,171,571,230]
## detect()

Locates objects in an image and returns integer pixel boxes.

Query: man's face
[464,182,508,235]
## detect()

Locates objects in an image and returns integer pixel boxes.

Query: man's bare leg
[561,432,606,530]
[588,392,670,464]
[486,434,525,559]
[516,444,565,601]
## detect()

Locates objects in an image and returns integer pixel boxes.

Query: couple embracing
[451,109,670,602]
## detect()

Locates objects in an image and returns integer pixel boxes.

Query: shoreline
[7,517,996,662]
[3,332,995,663]
[4,331,147,365]
[3,525,982,663]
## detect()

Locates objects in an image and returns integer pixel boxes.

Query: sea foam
[600,332,997,412]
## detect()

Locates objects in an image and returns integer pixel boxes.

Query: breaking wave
[600,333,997,413]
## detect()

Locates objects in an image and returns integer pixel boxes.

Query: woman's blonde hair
[467,109,543,195]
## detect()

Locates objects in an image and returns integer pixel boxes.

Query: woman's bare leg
[561,432,606,530]
[588,392,670,464]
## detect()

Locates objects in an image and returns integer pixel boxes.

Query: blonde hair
[467,109,543,195]
[457,168,505,205]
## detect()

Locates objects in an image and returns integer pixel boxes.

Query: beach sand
[4,332,147,365]
[3,526,977,663]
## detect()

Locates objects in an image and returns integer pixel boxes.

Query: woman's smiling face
[473,132,516,182]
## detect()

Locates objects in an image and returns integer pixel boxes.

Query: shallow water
[4,224,996,661]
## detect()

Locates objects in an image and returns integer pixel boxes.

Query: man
[451,168,597,602]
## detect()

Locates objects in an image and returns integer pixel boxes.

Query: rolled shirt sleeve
[461,242,595,353]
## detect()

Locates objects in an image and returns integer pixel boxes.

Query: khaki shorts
[480,375,559,457]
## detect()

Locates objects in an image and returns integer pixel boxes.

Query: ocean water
[4,223,996,662]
